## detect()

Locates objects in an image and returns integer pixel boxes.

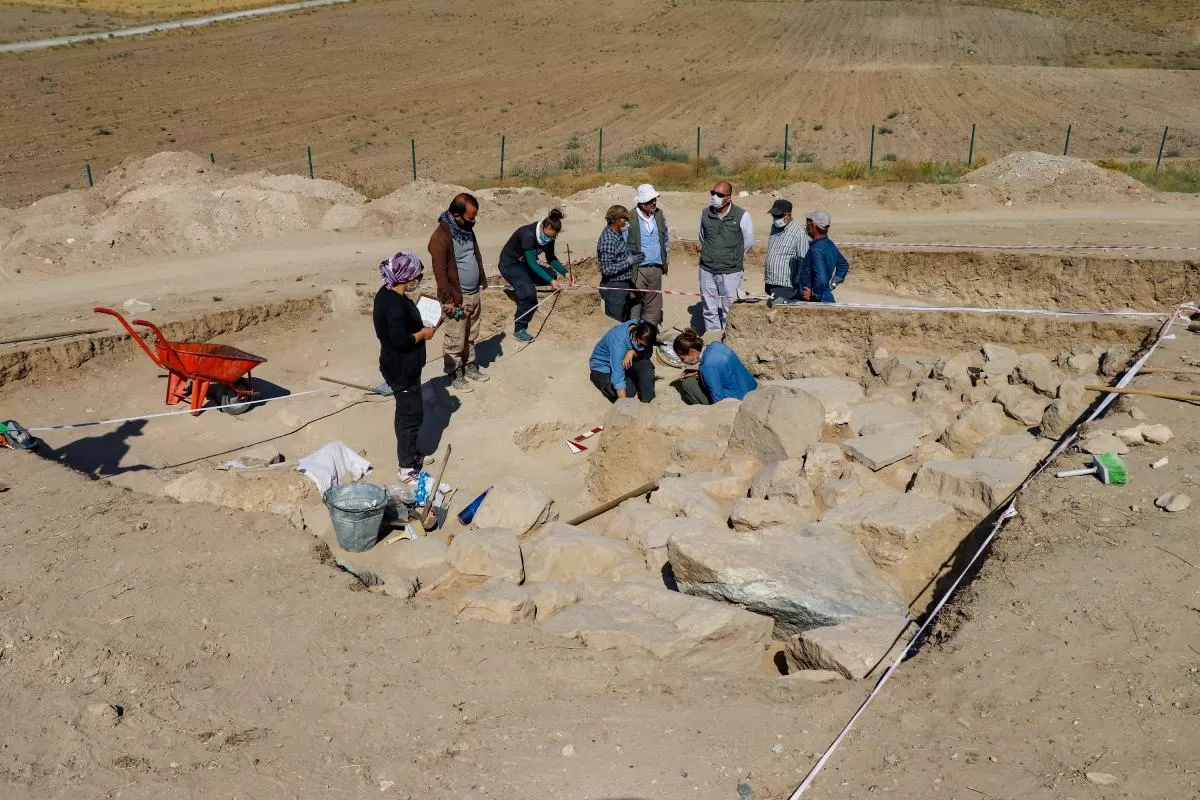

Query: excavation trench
[0,250,1171,678]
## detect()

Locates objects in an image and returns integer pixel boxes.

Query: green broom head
[1093,452,1128,486]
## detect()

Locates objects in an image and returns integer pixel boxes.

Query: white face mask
[772,217,788,229]
[709,193,725,209]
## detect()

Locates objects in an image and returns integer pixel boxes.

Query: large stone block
[748,460,816,508]
[164,467,316,514]
[447,527,524,583]
[600,498,677,545]
[820,491,958,566]
[1015,353,1062,397]
[912,458,1028,516]
[540,577,774,673]
[778,378,865,425]
[786,614,911,679]
[1040,397,1086,439]
[727,383,825,463]
[389,536,450,572]
[973,433,1053,467]
[803,442,846,485]
[649,477,726,521]
[995,384,1051,427]
[842,432,919,471]
[526,582,581,621]
[941,403,1014,455]
[666,523,908,637]
[471,476,557,535]
[814,477,866,509]
[633,517,715,573]
[457,580,536,624]
[522,523,636,583]
[847,403,930,439]
[730,497,811,531]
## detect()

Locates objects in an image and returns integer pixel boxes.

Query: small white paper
[417,296,442,327]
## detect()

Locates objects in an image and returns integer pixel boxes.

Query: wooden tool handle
[1085,384,1200,402]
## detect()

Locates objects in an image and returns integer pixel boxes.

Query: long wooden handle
[1141,367,1200,376]
[0,328,106,346]
[422,443,452,528]
[319,375,378,392]
[565,480,660,526]
[1085,384,1200,403]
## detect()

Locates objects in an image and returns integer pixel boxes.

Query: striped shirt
[764,220,810,288]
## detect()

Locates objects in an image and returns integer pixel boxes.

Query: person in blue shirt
[670,330,758,405]
[794,209,849,303]
[589,320,658,403]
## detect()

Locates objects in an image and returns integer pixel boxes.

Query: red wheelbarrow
[95,307,266,416]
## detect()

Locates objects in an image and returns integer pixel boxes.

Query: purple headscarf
[379,250,424,289]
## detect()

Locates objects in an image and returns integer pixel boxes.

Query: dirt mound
[0,151,466,277]
[473,186,559,226]
[562,184,637,220]
[963,152,1150,203]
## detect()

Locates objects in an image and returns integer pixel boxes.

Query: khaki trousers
[442,291,482,375]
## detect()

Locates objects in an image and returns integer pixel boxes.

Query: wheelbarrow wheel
[218,379,257,415]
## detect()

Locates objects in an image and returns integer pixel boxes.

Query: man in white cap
[626,183,670,326]
[796,209,849,303]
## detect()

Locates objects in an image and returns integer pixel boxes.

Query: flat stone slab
[787,614,911,679]
[649,477,726,521]
[540,577,773,673]
[447,527,524,583]
[522,523,635,583]
[842,432,919,471]
[730,497,811,531]
[820,491,958,566]
[973,433,1053,467]
[666,523,908,637]
[847,403,930,439]
[457,580,535,624]
[912,458,1028,516]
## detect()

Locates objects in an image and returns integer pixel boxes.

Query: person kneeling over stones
[671,329,758,405]
[374,251,440,484]
[589,319,659,403]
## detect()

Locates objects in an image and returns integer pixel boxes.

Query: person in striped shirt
[763,198,809,301]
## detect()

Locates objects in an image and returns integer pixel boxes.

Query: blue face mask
[537,228,552,246]
[620,224,630,242]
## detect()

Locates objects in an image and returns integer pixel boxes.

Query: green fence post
[1154,126,1169,175]
[85,163,93,187]
[500,134,506,180]
[783,123,789,171]
[411,139,417,181]
[209,152,216,165]
[967,123,976,167]
[306,146,314,179]
[869,124,876,170]
[598,128,604,172]
[696,126,701,162]
[1063,124,1072,157]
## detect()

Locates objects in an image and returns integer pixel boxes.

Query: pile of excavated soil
[963,151,1150,203]
[0,153,477,278]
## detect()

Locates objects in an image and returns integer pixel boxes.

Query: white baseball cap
[805,209,832,230]
[635,183,660,205]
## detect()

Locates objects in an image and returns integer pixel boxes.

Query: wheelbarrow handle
[93,306,165,369]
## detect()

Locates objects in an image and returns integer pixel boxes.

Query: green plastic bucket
[323,483,387,552]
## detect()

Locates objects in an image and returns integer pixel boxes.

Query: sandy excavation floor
[2,157,1200,800]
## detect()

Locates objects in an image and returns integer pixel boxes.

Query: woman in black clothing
[373,251,440,483]
[497,208,570,343]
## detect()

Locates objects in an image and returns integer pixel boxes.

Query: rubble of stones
[240,340,1176,679]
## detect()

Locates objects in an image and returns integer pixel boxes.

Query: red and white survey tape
[839,241,1200,252]
[786,301,1192,798]
[566,426,603,454]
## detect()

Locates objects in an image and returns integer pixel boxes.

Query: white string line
[26,389,328,432]
[787,301,1190,799]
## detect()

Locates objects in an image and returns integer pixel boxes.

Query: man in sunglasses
[697,181,755,333]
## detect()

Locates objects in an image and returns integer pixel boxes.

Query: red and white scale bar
[566,426,604,454]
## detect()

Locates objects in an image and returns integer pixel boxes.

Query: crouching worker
[589,320,658,403]
[374,251,440,484]
[671,329,758,405]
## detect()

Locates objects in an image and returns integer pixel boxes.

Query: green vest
[699,204,746,275]
[626,208,670,273]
